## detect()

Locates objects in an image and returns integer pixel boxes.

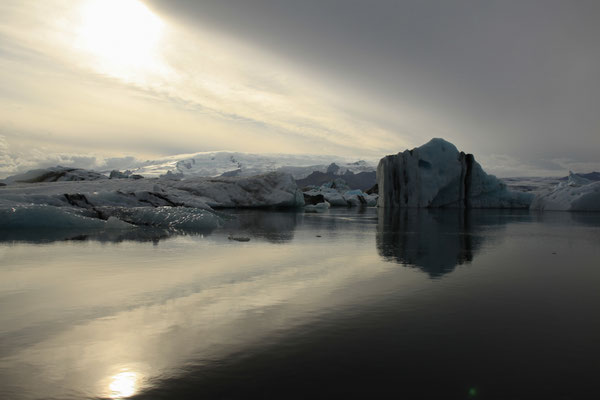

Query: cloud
[2,0,599,177]
[0,134,148,177]
[0,135,18,174]
[0,0,416,164]
[478,153,600,178]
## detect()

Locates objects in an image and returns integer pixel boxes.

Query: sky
[0,0,599,177]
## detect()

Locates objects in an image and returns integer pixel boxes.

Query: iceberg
[109,169,143,179]
[377,138,533,208]
[3,166,107,183]
[171,172,304,209]
[0,170,304,230]
[530,172,600,211]
[304,201,330,213]
[295,163,376,190]
[0,205,132,230]
[301,184,378,208]
[0,171,303,209]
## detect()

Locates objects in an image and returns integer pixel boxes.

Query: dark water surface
[1,208,599,399]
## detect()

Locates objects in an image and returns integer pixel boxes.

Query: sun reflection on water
[108,371,139,399]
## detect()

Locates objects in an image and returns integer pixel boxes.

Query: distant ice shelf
[121,151,375,180]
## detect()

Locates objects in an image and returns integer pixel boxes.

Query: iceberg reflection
[0,209,301,245]
[220,209,300,243]
[376,208,531,277]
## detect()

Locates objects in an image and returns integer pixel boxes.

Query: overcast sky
[1,0,599,177]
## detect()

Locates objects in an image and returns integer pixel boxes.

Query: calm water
[1,208,600,399]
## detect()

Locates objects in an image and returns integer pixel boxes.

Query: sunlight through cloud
[108,371,139,399]
[74,0,166,82]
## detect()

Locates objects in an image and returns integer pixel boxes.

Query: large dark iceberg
[377,138,533,208]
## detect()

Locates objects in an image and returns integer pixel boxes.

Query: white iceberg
[321,188,349,207]
[0,170,303,230]
[0,171,303,209]
[343,189,378,207]
[304,201,331,213]
[170,172,304,209]
[530,172,600,211]
[301,186,377,208]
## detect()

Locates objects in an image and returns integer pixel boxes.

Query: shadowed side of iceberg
[0,205,222,232]
[0,205,127,230]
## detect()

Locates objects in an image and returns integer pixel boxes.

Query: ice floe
[0,171,304,230]
[301,180,378,209]
[530,172,600,211]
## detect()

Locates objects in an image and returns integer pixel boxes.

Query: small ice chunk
[105,216,135,229]
[228,235,250,242]
[304,201,330,213]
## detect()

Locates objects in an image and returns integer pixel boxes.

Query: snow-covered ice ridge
[0,171,304,230]
[125,152,375,179]
[530,172,600,211]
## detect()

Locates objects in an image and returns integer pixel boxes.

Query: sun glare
[75,0,165,81]
[108,371,139,399]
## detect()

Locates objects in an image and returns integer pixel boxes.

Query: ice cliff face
[377,138,533,209]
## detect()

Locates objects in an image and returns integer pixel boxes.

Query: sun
[108,371,139,398]
[75,0,165,81]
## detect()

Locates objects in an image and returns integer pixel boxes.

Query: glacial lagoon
[1,208,599,399]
